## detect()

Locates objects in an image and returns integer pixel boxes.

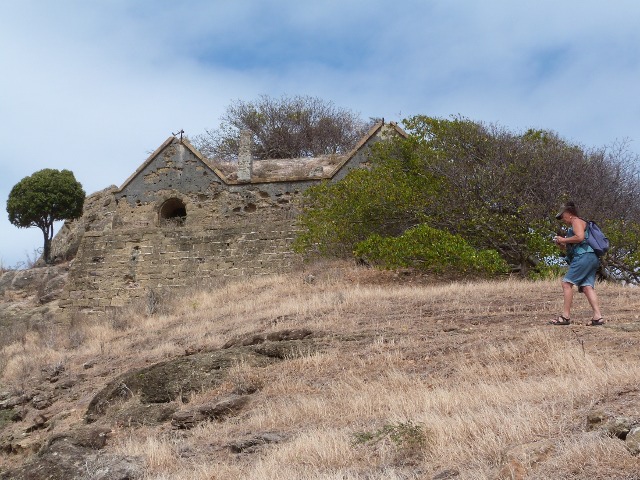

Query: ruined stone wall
[59,221,299,309]
[60,184,308,310]
[57,125,392,311]
[59,140,312,310]
[49,186,119,262]
[111,141,314,230]
[112,183,304,232]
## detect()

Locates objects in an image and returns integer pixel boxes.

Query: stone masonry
[54,122,406,311]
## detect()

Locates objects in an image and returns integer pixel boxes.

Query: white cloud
[2,0,640,266]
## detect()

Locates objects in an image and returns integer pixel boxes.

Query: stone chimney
[237,130,253,183]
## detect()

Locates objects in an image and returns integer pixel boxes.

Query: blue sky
[2,0,640,267]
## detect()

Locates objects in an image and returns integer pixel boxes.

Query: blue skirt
[563,252,599,292]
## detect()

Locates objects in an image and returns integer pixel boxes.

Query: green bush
[352,420,428,449]
[598,219,640,283]
[294,136,442,257]
[0,408,14,430]
[354,224,509,277]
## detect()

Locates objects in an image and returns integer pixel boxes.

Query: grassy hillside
[1,263,639,479]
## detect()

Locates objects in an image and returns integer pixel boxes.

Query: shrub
[352,420,428,449]
[354,224,509,277]
[599,219,640,283]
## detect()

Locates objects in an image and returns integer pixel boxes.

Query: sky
[2,0,640,267]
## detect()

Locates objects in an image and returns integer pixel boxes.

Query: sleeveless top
[566,223,595,258]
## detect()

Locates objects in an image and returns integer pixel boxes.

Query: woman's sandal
[549,315,570,325]
[587,318,604,326]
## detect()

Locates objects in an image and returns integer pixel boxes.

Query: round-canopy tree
[7,168,85,264]
[193,94,371,159]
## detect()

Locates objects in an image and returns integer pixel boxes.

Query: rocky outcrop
[627,426,640,455]
[49,186,119,263]
[222,327,313,348]
[0,264,69,349]
[171,394,250,429]
[227,432,287,453]
[0,426,141,480]
[587,409,640,454]
[86,330,321,424]
[85,346,273,423]
[498,439,554,479]
[0,329,322,478]
[0,265,68,305]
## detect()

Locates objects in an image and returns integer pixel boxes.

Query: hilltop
[0,262,639,479]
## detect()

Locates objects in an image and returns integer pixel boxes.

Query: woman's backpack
[586,221,610,257]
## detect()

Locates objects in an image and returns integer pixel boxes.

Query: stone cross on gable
[172,129,185,141]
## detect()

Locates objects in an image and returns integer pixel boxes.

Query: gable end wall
[59,130,386,311]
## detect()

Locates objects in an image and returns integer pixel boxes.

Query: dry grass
[1,262,640,479]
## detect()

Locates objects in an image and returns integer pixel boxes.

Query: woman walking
[550,202,604,326]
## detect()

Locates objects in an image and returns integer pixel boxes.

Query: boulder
[31,393,54,410]
[85,346,272,422]
[113,403,178,428]
[0,426,139,480]
[46,426,112,450]
[227,432,286,453]
[432,469,460,479]
[86,334,322,423]
[587,411,635,439]
[498,439,554,480]
[627,426,640,455]
[223,328,313,348]
[172,394,250,429]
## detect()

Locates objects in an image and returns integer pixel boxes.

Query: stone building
[54,121,405,311]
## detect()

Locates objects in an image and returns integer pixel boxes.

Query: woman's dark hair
[564,201,579,216]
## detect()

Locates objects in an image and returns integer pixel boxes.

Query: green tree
[296,114,640,280]
[401,115,640,277]
[294,136,443,256]
[193,94,371,159]
[399,115,563,274]
[600,219,640,284]
[7,169,85,265]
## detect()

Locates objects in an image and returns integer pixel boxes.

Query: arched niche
[159,198,187,226]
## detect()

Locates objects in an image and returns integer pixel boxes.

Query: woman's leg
[562,281,574,319]
[582,286,602,320]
